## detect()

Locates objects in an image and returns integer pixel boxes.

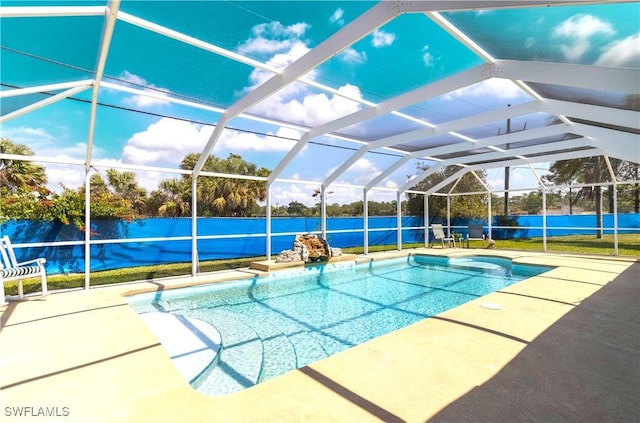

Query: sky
[1,1,639,207]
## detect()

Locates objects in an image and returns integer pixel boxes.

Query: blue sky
[1,1,639,206]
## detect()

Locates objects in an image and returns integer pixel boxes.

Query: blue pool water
[127,255,551,396]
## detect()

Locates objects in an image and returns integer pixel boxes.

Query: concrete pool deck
[1,249,638,422]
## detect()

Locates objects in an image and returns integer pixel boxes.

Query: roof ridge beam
[544,99,640,129]
[494,59,640,93]
[571,122,639,143]
[572,123,640,163]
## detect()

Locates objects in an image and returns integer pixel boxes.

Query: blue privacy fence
[0,216,422,274]
[447,213,640,240]
[1,213,638,274]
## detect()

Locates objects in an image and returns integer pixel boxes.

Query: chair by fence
[466,225,486,248]
[1,236,48,304]
[431,224,456,248]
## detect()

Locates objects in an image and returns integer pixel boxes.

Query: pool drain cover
[480,302,503,310]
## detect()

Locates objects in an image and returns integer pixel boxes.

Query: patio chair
[1,236,48,305]
[466,225,486,248]
[431,224,456,248]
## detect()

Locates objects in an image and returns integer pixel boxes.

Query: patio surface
[1,249,638,422]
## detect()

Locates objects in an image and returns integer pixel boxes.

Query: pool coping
[1,248,638,422]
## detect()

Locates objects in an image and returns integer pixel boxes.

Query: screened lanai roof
[1,0,639,202]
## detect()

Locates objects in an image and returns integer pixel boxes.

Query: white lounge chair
[1,236,48,305]
[431,224,456,248]
[466,225,486,248]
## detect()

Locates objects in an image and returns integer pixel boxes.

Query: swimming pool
[127,254,552,396]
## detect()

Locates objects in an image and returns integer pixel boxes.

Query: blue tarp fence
[1,213,638,274]
[0,216,420,274]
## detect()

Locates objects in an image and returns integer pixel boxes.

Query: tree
[521,191,543,215]
[367,201,397,216]
[0,138,47,191]
[406,164,489,222]
[153,178,191,217]
[544,157,632,238]
[104,169,148,214]
[178,153,270,217]
[286,201,309,216]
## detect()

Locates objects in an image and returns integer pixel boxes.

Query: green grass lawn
[490,233,640,257]
[5,234,638,297]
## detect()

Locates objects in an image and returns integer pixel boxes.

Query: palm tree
[178,152,269,217]
[155,178,191,217]
[105,169,148,214]
[0,138,47,191]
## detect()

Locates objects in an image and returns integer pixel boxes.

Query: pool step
[231,302,332,380]
[187,306,332,393]
[138,312,221,384]
[289,332,331,367]
[188,309,264,396]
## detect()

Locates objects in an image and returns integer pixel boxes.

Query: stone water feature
[275,234,342,263]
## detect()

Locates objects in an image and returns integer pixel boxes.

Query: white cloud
[330,8,344,25]
[218,127,296,153]
[1,125,55,147]
[268,157,402,207]
[270,182,321,206]
[265,41,311,72]
[446,79,526,101]
[121,117,299,168]
[44,163,85,192]
[595,33,640,67]
[487,175,504,191]
[552,14,614,62]
[372,29,395,47]
[119,71,170,108]
[244,41,311,90]
[422,45,434,67]
[553,14,614,39]
[329,158,382,188]
[0,125,97,161]
[237,22,310,55]
[121,118,212,165]
[249,81,364,127]
[383,180,399,190]
[274,127,302,142]
[91,158,170,194]
[341,47,367,64]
